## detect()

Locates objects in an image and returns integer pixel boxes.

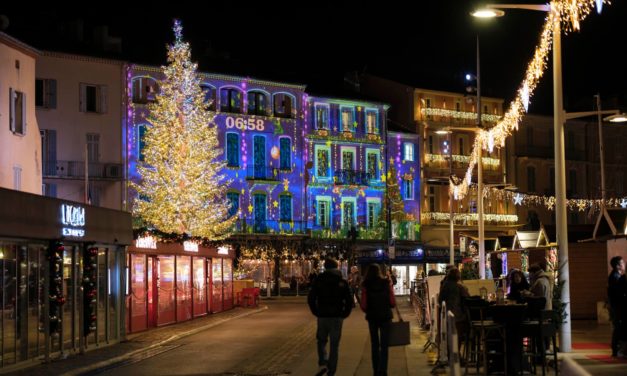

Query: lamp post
[473,1,572,351]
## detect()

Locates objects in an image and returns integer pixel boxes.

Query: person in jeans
[308,258,353,376]
[608,256,626,357]
[360,263,396,376]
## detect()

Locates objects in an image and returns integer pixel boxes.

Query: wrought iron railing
[231,219,307,234]
[245,165,281,181]
[333,169,374,186]
[42,160,123,180]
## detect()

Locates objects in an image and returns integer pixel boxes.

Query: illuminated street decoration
[513,193,523,206]
[450,0,609,200]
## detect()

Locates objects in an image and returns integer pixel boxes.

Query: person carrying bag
[361,263,403,376]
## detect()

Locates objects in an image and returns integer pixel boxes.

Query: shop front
[0,188,132,368]
[126,239,234,333]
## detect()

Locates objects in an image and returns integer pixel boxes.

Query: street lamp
[473,1,572,351]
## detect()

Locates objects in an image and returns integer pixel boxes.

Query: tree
[133,20,236,239]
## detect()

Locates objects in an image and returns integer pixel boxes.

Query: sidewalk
[1,305,267,376]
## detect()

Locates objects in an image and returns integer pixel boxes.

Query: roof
[0,31,40,57]
[592,208,627,240]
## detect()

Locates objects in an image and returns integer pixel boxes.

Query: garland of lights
[484,186,627,212]
[450,0,609,200]
[421,212,519,225]
[421,108,502,123]
[425,153,501,168]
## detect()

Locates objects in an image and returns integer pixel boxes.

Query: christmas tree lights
[133,20,236,239]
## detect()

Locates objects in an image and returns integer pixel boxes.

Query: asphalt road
[97,298,317,376]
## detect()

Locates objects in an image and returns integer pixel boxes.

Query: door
[147,256,158,328]
[253,135,266,179]
[129,254,148,332]
[156,256,175,325]
[86,133,100,162]
[40,129,57,176]
[176,256,192,322]
[212,258,223,313]
[253,194,267,233]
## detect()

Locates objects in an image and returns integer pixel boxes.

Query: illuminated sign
[136,235,157,249]
[60,204,85,237]
[225,116,265,131]
[184,241,199,252]
[218,246,229,255]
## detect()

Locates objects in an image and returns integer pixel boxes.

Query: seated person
[507,269,530,302]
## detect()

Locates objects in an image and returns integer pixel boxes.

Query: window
[86,133,100,162]
[483,105,488,115]
[342,198,356,229]
[247,91,267,116]
[403,142,414,161]
[80,83,107,113]
[315,104,329,129]
[279,195,292,221]
[367,151,379,180]
[428,186,436,211]
[367,201,381,228]
[455,101,461,112]
[402,179,414,200]
[341,148,355,171]
[200,84,216,110]
[273,93,293,118]
[36,78,57,109]
[459,137,465,155]
[9,88,26,135]
[41,129,57,175]
[43,183,57,198]
[279,137,291,170]
[226,133,240,167]
[365,109,378,134]
[132,77,158,104]
[316,199,331,228]
[226,192,239,217]
[568,169,577,195]
[315,146,330,178]
[340,107,354,132]
[138,125,147,162]
[425,98,432,120]
[428,135,434,154]
[13,166,22,190]
[527,166,536,193]
[220,88,242,113]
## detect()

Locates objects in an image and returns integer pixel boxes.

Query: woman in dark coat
[360,264,396,376]
[507,269,530,302]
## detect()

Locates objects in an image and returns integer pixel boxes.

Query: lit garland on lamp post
[450,0,610,199]
[132,20,236,239]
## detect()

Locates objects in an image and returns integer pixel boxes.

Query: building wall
[358,74,416,133]
[128,65,307,233]
[36,52,126,210]
[0,33,42,195]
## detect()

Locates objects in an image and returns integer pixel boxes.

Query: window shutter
[99,85,108,113]
[22,92,26,134]
[48,79,57,109]
[79,83,86,112]
[49,130,57,175]
[9,88,15,132]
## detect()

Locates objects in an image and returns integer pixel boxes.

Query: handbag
[388,302,410,346]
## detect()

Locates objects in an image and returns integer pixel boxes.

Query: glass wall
[176,256,192,322]
[212,258,223,313]
[192,257,207,317]
[222,259,233,310]
[157,256,175,325]
[129,254,147,332]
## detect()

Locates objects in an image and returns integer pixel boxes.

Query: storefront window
[176,256,192,322]
[97,249,108,343]
[192,257,207,317]
[222,259,233,310]
[108,248,119,341]
[157,256,176,325]
[212,258,223,313]
[130,254,147,332]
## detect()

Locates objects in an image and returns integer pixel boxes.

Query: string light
[450,0,609,199]
[421,108,502,123]
[421,212,519,225]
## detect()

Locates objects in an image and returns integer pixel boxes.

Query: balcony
[310,220,420,241]
[421,212,518,226]
[43,160,123,180]
[424,154,500,171]
[245,165,281,181]
[333,170,374,186]
[231,219,306,235]
[420,108,502,127]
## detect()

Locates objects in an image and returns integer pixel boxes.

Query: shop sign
[217,246,229,255]
[136,235,157,249]
[60,204,85,237]
[184,241,199,252]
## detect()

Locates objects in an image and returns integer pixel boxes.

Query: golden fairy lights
[450,0,609,200]
[133,20,236,239]
[421,108,502,123]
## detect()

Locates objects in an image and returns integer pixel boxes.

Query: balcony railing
[420,108,502,126]
[421,212,518,226]
[245,165,281,181]
[333,170,374,186]
[310,220,420,241]
[43,160,123,180]
[231,219,306,234]
[424,154,500,170]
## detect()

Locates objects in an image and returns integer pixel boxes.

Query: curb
[60,305,268,376]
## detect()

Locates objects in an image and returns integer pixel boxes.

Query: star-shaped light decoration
[620,198,627,209]
[546,197,556,211]
[283,178,289,191]
[241,188,245,195]
[332,186,340,195]
[248,204,253,214]
[577,200,587,212]
[326,140,332,147]
[273,200,278,208]
[513,193,523,206]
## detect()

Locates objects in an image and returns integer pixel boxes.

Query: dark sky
[2,1,625,114]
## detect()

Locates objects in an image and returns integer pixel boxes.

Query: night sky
[2,1,625,114]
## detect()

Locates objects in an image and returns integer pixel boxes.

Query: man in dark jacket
[608,256,626,357]
[308,258,352,376]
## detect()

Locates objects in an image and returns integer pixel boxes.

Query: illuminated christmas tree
[385,162,406,222]
[133,20,236,239]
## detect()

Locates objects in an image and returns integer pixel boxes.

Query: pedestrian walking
[608,256,627,357]
[360,263,396,376]
[307,258,353,376]
[348,265,361,306]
